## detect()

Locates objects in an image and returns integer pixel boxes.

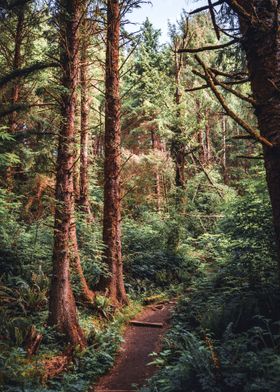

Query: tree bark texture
[205,109,212,164]
[6,6,25,189]
[69,221,95,303]
[172,46,186,191]
[222,116,229,184]
[48,0,86,347]
[173,86,186,189]
[237,1,280,281]
[151,129,162,212]
[101,0,128,305]
[79,19,93,222]
[196,101,207,165]
[9,6,24,132]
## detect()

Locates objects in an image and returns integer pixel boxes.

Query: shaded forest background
[1,0,280,391]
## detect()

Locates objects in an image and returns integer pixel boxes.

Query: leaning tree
[48,0,87,347]
[180,0,280,282]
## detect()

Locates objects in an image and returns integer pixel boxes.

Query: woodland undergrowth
[142,178,280,392]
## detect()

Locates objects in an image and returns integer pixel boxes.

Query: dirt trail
[92,303,174,392]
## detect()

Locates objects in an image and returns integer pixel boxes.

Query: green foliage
[0,347,44,389]
[142,178,280,392]
[0,4,278,392]
[217,177,277,287]
[0,184,54,283]
[122,212,196,295]
[0,128,19,168]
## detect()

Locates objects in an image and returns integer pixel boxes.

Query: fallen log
[146,304,165,310]
[129,320,163,328]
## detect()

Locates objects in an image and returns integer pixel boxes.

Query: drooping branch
[224,0,256,23]
[186,74,250,92]
[191,69,255,105]
[0,103,28,118]
[178,39,238,54]
[191,152,224,199]
[194,55,273,148]
[185,84,209,92]
[210,67,248,80]
[0,0,32,12]
[208,0,220,40]
[211,74,255,105]
[189,0,223,15]
[0,102,56,118]
[232,135,255,140]
[237,155,264,160]
[0,62,59,90]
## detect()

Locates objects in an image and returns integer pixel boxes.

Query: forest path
[92,302,174,392]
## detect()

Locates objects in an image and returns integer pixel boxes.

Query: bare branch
[0,62,59,90]
[208,0,220,40]
[210,68,248,80]
[194,55,273,148]
[232,135,255,140]
[237,155,264,160]
[189,0,223,15]
[225,0,256,23]
[191,152,224,199]
[178,39,238,54]
[193,69,256,105]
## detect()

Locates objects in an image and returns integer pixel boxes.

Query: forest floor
[92,302,174,392]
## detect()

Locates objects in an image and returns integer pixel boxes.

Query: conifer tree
[48,0,86,347]
[101,0,128,305]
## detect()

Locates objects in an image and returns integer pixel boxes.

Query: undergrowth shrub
[122,212,196,295]
[0,190,119,391]
[142,178,280,392]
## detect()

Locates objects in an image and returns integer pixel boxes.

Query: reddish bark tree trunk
[48,0,86,347]
[101,0,128,305]
[6,7,25,188]
[69,221,95,303]
[9,7,24,131]
[79,20,93,222]
[236,1,280,281]
[171,45,186,199]
[205,110,212,164]
[73,159,80,203]
[151,129,162,212]
[222,116,229,184]
[174,86,186,189]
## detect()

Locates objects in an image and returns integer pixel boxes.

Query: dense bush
[122,212,197,295]
[142,179,280,392]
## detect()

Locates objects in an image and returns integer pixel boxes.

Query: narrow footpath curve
[92,303,174,392]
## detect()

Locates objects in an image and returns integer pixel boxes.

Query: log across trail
[92,303,174,392]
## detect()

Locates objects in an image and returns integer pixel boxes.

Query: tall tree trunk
[101,0,128,305]
[68,28,94,305]
[222,116,229,184]
[6,7,25,189]
[205,109,212,164]
[73,156,80,202]
[69,221,95,303]
[174,85,186,189]
[151,129,162,212]
[237,1,280,282]
[79,19,93,222]
[171,44,186,205]
[9,7,24,132]
[196,101,207,165]
[48,0,86,347]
